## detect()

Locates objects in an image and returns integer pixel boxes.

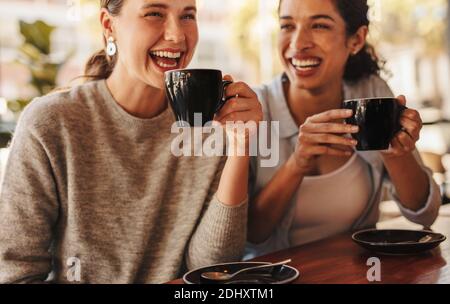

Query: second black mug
[342,97,407,151]
[165,69,232,127]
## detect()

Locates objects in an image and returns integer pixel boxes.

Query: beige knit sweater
[0,80,248,284]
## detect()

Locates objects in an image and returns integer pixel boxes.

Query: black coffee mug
[342,97,407,151]
[165,69,232,127]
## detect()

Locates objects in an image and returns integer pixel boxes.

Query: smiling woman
[277,0,382,83]
[85,0,198,91]
[0,0,263,284]
[245,0,441,259]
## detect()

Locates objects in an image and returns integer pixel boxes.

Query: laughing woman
[0,0,262,283]
[246,0,441,258]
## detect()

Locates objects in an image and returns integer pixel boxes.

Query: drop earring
[106,37,117,56]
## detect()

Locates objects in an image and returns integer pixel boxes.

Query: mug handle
[215,80,234,113]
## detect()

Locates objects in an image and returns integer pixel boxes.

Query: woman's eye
[312,23,330,30]
[145,12,164,18]
[181,14,196,20]
[280,24,294,31]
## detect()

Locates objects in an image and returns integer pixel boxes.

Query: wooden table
[169,205,450,284]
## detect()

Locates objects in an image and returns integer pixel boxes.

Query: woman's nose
[290,26,314,51]
[164,17,186,43]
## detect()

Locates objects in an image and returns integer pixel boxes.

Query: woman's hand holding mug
[215,75,263,157]
[290,109,359,174]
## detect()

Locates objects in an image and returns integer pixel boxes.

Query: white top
[289,153,372,246]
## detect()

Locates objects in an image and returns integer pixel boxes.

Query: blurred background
[0,0,450,210]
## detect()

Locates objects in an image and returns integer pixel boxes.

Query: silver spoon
[391,234,434,245]
[376,234,434,245]
[201,259,292,281]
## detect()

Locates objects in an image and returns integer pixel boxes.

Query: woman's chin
[289,75,321,91]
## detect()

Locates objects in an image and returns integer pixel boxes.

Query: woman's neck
[285,78,344,126]
[106,64,167,119]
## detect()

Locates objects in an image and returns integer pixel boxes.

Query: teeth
[150,51,181,59]
[291,58,321,68]
[156,61,177,68]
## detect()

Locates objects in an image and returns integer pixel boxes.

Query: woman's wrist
[216,155,250,206]
[381,150,414,165]
[286,154,307,178]
[226,154,250,163]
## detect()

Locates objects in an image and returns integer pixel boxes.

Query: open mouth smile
[149,50,184,71]
[290,57,322,72]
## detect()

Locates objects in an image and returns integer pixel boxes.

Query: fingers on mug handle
[223,74,234,82]
[215,80,234,113]
[397,95,407,106]
[396,95,408,111]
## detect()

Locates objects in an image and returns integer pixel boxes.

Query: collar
[266,74,300,139]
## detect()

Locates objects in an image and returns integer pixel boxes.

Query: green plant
[7,20,72,114]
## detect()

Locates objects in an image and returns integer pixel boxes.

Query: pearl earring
[106,37,117,56]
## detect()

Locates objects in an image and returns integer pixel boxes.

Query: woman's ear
[100,8,114,39]
[348,25,368,55]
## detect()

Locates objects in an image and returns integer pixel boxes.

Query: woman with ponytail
[0,0,262,283]
[245,0,441,258]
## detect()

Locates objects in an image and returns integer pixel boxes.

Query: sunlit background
[1,0,450,209]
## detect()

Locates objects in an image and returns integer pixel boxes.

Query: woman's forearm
[248,156,305,244]
[382,152,430,211]
[217,156,250,206]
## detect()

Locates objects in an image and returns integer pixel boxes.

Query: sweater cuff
[214,195,249,209]
[204,194,248,246]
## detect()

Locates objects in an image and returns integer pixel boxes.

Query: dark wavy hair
[84,0,125,81]
[279,0,384,82]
